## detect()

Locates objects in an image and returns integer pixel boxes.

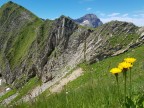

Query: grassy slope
[37,19,53,53]
[0,2,43,69]
[0,77,41,104]
[10,44,144,108]
[10,77,41,104]
[7,18,42,69]
[93,21,139,48]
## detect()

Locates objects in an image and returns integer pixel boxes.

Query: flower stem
[129,68,132,99]
[123,71,127,103]
[115,74,119,98]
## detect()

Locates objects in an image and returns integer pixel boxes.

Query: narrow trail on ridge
[21,68,84,102]
[49,68,83,93]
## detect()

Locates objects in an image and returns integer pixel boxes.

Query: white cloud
[101,12,144,26]
[108,13,120,17]
[132,9,144,17]
[101,16,144,26]
[132,14,144,17]
[86,7,92,11]
[133,14,139,17]
[134,10,144,14]
[122,14,128,17]
[99,13,105,16]
[140,14,144,17]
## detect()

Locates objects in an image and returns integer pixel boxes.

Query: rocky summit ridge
[74,14,103,28]
[0,1,144,88]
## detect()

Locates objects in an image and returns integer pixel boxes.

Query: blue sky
[0,0,144,26]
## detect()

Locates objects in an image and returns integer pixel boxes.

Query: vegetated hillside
[0,1,43,86]
[10,41,144,108]
[0,1,144,90]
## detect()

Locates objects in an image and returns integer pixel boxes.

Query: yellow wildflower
[124,58,136,64]
[118,65,123,70]
[110,68,122,74]
[118,62,132,70]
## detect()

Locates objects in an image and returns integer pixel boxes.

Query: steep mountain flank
[0,2,144,88]
[0,1,43,86]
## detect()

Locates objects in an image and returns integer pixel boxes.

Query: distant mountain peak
[83,14,98,18]
[74,14,103,28]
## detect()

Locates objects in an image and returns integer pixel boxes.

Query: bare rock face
[0,2,144,87]
[42,72,53,83]
[138,27,144,40]
[74,14,103,28]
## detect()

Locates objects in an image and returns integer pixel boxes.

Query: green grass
[0,89,16,103]
[0,77,40,107]
[0,1,43,70]
[10,77,41,104]
[0,77,41,106]
[8,44,144,108]
[37,19,53,53]
[109,33,139,47]
[6,18,42,69]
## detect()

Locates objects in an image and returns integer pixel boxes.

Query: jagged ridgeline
[0,1,143,88]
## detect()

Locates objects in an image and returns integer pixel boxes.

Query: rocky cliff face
[74,14,103,28]
[0,2,144,88]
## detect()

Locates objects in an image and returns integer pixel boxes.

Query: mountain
[0,1,43,86]
[74,14,103,28]
[0,1,144,90]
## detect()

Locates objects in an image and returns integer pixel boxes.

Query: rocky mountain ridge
[0,1,144,88]
[74,14,103,28]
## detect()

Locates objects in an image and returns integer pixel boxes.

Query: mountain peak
[83,14,98,19]
[7,1,14,4]
[1,1,17,7]
[0,1,40,21]
[74,14,103,28]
